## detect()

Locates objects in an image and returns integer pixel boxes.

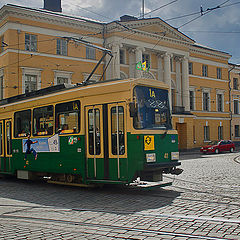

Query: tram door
[85,103,127,181]
[0,119,12,173]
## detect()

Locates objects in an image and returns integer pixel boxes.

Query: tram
[0,78,182,187]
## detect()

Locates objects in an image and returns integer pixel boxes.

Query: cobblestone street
[0,151,240,239]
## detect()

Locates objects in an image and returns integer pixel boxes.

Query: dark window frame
[25,33,37,52]
[14,109,31,138]
[55,100,80,134]
[204,126,210,141]
[33,105,54,136]
[189,62,193,75]
[202,65,208,77]
[111,106,125,155]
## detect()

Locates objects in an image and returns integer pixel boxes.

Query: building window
[0,35,5,53]
[189,62,193,75]
[25,74,37,93]
[54,70,72,86]
[25,33,37,52]
[203,92,209,111]
[204,126,210,141]
[217,94,223,112]
[56,39,67,56]
[0,73,3,100]
[218,126,223,140]
[170,58,173,72]
[233,78,238,90]
[57,77,68,85]
[234,100,239,114]
[202,65,208,77]
[120,49,125,64]
[142,54,150,68]
[217,68,222,79]
[86,46,96,60]
[189,90,194,110]
[235,125,240,137]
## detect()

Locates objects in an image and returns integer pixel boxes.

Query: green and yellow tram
[0,78,182,187]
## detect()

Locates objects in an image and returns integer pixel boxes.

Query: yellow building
[229,63,240,143]
[0,4,233,149]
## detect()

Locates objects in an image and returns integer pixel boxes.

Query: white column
[163,52,172,110]
[175,57,182,107]
[128,48,135,78]
[182,56,190,111]
[157,54,163,82]
[135,47,145,78]
[111,43,121,79]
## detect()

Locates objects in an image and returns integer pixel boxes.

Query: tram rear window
[55,101,80,134]
[33,105,53,136]
[14,110,31,137]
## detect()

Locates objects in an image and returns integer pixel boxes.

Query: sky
[1,0,240,63]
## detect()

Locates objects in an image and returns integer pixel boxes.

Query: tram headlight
[146,153,156,163]
[171,152,179,160]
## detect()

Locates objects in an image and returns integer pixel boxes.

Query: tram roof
[0,78,169,107]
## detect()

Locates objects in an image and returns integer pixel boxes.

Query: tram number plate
[146,153,156,163]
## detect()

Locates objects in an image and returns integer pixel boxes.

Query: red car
[200,140,235,154]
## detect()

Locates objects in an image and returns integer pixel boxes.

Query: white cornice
[6,48,103,64]
[0,5,103,33]
[0,22,103,45]
[190,45,230,61]
[189,56,229,69]
[194,75,228,85]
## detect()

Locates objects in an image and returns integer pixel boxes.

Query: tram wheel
[66,174,74,183]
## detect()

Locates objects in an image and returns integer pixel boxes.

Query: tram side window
[111,106,125,155]
[14,110,31,137]
[6,121,12,155]
[33,105,53,136]
[55,101,80,134]
[0,123,2,155]
[88,109,101,155]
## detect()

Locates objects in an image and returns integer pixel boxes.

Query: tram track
[0,203,239,224]
[0,214,235,240]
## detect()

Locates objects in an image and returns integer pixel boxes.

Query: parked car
[200,140,235,154]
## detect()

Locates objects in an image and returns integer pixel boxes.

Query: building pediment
[108,17,195,45]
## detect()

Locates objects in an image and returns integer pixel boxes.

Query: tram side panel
[11,135,87,181]
[127,132,179,182]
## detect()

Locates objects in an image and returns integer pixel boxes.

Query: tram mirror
[129,102,137,117]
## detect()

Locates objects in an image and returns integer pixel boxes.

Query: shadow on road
[0,177,181,214]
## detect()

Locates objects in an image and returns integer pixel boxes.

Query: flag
[142,61,146,71]
[136,61,142,70]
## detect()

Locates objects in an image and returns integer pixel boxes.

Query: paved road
[0,151,240,239]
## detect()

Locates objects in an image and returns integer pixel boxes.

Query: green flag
[136,61,142,70]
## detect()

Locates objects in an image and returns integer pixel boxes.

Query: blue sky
[1,0,240,63]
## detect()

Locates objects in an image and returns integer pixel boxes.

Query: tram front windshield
[133,86,172,130]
